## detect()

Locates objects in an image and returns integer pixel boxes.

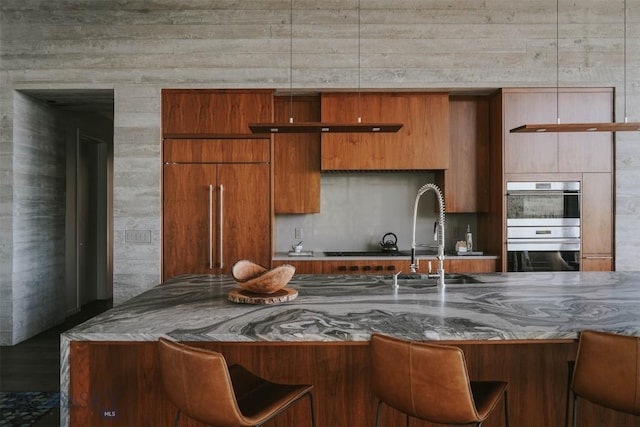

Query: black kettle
[379,232,399,252]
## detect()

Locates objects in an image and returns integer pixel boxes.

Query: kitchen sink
[380,273,482,287]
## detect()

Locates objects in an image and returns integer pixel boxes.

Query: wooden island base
[68,339,638,427]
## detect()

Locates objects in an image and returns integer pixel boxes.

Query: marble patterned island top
[63,271,640,343]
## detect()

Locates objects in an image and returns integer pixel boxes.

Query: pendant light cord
[556,0,560,124]
[624,0,628,123]
[289,0,294,123]
[357,0,362,123]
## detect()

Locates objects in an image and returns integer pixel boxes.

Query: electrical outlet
[295,227,303,240]
[125,230,151,244]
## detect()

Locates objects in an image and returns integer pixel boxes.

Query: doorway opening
[21,89,115,317]
[73,130,112,312]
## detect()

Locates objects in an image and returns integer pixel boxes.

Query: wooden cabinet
[162,89,273,136]
[273,260,405,274]
[410,258,498,274]
[558,91,613,173]
[322,260,405,274]
[581,172,614,271]
[320,92,449,170]
[503,90,558,174]
[163,160,270,280]
[491,88,615,272]
[272,258,497,274]
[274,96,321,213]
[271,260,324,274]
[448,258,498,273]
[438,95,490,213]
[164,138,270,163]
[161,89,274,280]
[502,88,613,174]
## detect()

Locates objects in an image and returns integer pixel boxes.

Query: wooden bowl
[231,260,296,294]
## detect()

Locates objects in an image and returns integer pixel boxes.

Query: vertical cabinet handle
[208,185,213,269]
[218,184,224,269]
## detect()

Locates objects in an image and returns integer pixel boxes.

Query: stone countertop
[62,272,640,343]
[59,272,640,426]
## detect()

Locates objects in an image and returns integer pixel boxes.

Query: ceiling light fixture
[511,0,640,133]
[249,0,402,134]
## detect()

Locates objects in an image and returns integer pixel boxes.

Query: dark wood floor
[0,300,112,426]
[1,299,112,392]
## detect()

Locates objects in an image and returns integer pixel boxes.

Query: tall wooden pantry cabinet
[489,87,614,272]
[161,90,273,280]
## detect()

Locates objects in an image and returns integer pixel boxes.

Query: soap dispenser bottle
[466,225,473,253]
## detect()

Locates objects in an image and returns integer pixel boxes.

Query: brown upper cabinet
[320,92,450,170]
[161,89,273,280]
[557,91,613,173]
[273,95,321,214]
[162,89,273,136]
[438,95,490,213]
[501,88,613,174]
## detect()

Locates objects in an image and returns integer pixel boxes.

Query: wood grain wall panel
[162,90,273,136]
[558,91,613,173]
[447,258,497,273]
[163,139,270,163]
[320,92,449,170]
[271,260,324,274]
[483,91,506,271]
[68,342,92,427]
[68,340,640,427]
[444,96,490,213]
[273,95,321,214]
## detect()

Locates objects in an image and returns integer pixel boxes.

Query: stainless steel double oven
[506,181,581,272]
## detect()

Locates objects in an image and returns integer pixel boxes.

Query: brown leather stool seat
[568,330,640,426]
[370,333,508,427]
[158,338,315,427]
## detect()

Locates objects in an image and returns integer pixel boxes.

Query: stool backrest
[572,330,640,416]
[158,338,243,426]
[370,334,480,424]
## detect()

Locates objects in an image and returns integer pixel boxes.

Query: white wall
[1,0,639,343]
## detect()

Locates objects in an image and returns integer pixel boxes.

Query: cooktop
[323,250,438,257]
[323,251,403,257]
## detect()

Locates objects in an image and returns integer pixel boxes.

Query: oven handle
[506,190,578,197]
[507,240,581,251]
[507,238,580,244]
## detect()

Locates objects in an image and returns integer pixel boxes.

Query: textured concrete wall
[1,0,639,342]
[8,93,67,344]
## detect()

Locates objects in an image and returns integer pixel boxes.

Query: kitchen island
[61,272,640,426]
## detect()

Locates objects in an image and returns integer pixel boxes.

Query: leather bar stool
[158,338,316,427]
[370,333,508,427]
[568,330,640,426]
